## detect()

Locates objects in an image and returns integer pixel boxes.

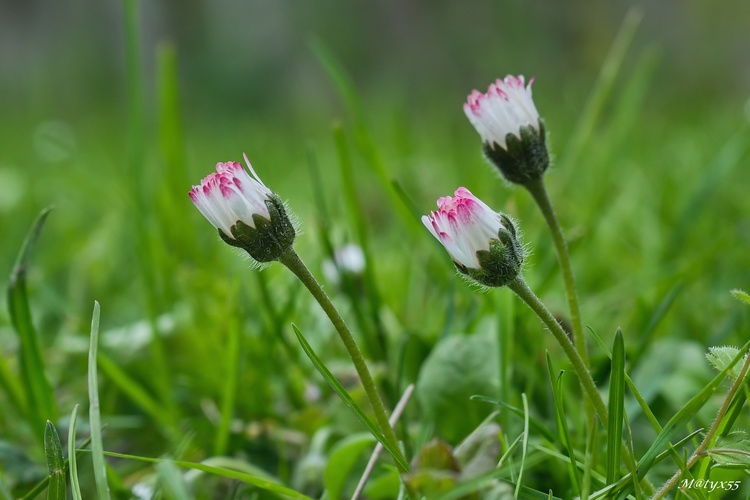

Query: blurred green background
[1,0,750,497]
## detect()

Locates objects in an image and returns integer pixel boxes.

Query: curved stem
[523,177,589,367]
[651,351,750,499]
[507,276,606,424]
[279,249,401,459]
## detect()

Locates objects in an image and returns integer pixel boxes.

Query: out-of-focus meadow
[1,0,750,498]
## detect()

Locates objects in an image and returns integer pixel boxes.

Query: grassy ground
[1,3,750,499]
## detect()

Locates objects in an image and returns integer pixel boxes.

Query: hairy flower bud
[422,187,523,287]
[464,75,549,184]
[189,155,295,262]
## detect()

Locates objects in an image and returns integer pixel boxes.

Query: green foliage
[43,421,65,500]
[1,2,750,498]
[416,333,499,442]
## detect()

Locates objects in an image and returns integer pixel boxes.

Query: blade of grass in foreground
[292,324,409,472]
[88,301,111,500]
[44,421,66,500]
[8,207,57,439]
[68,404,83,500]
[606,329,625,485]
[545,354,581,497]
[97,451,313,500]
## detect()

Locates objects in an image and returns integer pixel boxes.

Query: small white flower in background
[463,75,549,185]
[189,155,273,237]
[422,187,523,287]
[322,244,366,285]
[189,154,295,262]
[463,75,540,150]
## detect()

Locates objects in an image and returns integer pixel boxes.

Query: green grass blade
[0,476,11,500]
[96,353,175,433]
[291,324,409,472]
[606,329,625,484]
[44,420,65,500]
[97,451,313,500]
[88,301,111,500]
[545,354,581,496]
[215,318,241,456]
[156,459,191,500]
[68,404,83,500]
[629,284,683,370]
[559,7,642,171]
[470,395,556,442]
[8,207,57,439]
[514,393,530,498]
[0,353,26,420]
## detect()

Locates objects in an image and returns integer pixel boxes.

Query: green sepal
[483,120,549,185]
[455,219,524,288]
[219,195,296,262]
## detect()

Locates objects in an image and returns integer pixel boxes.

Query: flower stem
[523,177,589,367]
[507,276,607,424]
[279,249,401,459]
[651,351,750,499]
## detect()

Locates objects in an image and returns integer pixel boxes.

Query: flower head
[464,75,549,184]
[422,187,523,287]
[189,154,295,262]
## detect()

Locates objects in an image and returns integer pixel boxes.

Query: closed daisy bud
[422,187,523,287]
[189,154,295,262]
[464,75,549,184]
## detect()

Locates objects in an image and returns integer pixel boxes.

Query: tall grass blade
[291,324,409,472]
[88,301,111,500]
[44,420,66,500]
[559,7,642,171]
[545,354,581,496]
[68,404,83,500]
[214,319,241,456]
[0,477,11,500]
[8,207,57,440]
[606,329,625,484]
[630,284,683,370]
[101,451,313,500]
[514,393,530,498]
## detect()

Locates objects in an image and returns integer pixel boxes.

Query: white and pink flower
[463,75,540,149]
[422,187,510,269]
[189,154,273,238]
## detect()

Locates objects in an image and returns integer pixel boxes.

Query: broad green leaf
[8,207,57,439]
[88,301,110,500]
[417,334,498,442]
[606,329,625,484]
[706,346,748,380]
[708,430,750,468]
[323,433,376,500]
[292,324,408,472]
[44,421,65,500]
[100,451,313,499]
[731,289,750,305]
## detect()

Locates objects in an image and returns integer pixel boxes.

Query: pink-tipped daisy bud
[464,75,549,185]
[422,187,523,287]
[189,155,295,262]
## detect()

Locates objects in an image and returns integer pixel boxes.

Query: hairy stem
[508,276,605,422]
[524,177,589,367]
[279,249,402,461]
